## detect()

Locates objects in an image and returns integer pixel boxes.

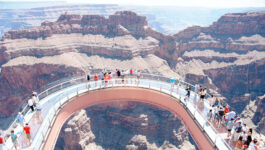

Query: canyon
[0,9,264,149]
[55,102,196,150]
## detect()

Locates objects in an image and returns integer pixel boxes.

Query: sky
[0,0,265,8]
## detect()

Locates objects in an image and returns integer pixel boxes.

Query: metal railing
[3,73,233,150]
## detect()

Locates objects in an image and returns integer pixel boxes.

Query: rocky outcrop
[253,97,265,135]
[0,64,82,129]
[2,11,148,40]
[55,102,195,150]
[203,59,265,112]
[0,9,265,136]
[209,12,265,36]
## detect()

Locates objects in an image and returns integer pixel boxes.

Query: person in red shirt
[94,74,98,81]
[0,132,4,150]
[130,69,133,76]
[224,104,229,114]
[94,74,98,86]
[24,123,31,144]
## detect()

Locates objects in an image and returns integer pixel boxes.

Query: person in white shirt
[32,93,39,105]
[242,131,247,142]
[242,123,249,133]
[249,139,258,150]
[227,109,236,122]
[28,98,34,111]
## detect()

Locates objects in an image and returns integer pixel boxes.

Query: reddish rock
[55,102,191,149]
[209,12,265,35]
[0,64,83,128]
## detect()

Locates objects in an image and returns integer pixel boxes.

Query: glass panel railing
[4,73,236,150]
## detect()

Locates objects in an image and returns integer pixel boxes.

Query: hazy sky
[1,0,265,8]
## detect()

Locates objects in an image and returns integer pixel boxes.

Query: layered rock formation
[0,9,264,139]
[0,11,176,129]
[170,11,265,134]
[55,102,195,150]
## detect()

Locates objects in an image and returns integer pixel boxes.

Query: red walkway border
[43,87,214,150]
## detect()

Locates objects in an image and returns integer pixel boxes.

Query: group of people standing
[0,92,38,150]
[204,92,264,150]
[183,82,264,150]
[87,69,141,85]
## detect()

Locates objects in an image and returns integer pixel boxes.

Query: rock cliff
[0,10,264,138]
[55,102,196,150]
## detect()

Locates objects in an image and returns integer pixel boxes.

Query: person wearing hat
[0,132,4,150]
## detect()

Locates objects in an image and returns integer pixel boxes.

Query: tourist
[200,88,206,101]
[249,139,258,150]
[17,112,24,126]
[234,117,243,128]
[185,86,191,101]
[235,136,244,150]
[233,122,242,142]
[117,69,121,78]
[248,128,253,136]
[86,74,90,81]
[11,130,18,150]
[227,118,234,138]
[243,141,249,150]
[104,72,108,86]
[130,68,133,76]
[0,132,4,150]
[217,105,225,127]
[28,98,34,111]
[213,105,219,123]
[246,135,253,147]
[242,123,248,133]
[213,98,219,107]
[224,104,229,114]
[242,131,248,142]
[94,74,98,86]
[107,72,111,84]
[32,93,39,106]
[24,123,31,144]
[227,109,236,122]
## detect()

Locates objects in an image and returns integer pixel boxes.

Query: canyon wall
[0,10,264,137]
[55,102,195,150]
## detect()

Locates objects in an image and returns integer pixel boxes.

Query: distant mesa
[2,10,148,40]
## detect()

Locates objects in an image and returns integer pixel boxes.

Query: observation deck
[2,73,233,150]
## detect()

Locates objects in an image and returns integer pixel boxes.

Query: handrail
[3,72,234,150]
[3,75,86,139]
